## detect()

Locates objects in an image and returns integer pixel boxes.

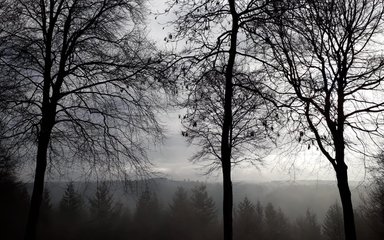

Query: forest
[1,0,384,239]
[1,170,383,240]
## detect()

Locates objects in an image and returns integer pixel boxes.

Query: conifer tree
[295,209,322,240]
[56,182,84,240]
[59,182,83,218]
[87,182,121,240]
[264,202,292,240]
[255,201,264,230]
[190,184,218,239]
[88,182,115,220]
[133,187,162,240]
[168,187,193,240]
[234,197,259,240]
[323,203,344,240]
[191,185,217,225]
[170,187,191,217]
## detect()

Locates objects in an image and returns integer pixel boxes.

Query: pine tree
[134,187,161,222]
[86,182,121,240]
[191,185,217,224]
[234,197,260,240]
[255,201,264,231]
[190,184,218,240]
[295,209,322,240]
[323,203,344,240]
[88,182,115,220]
[55,182,85,240]
[170,187,191,217]
[168,187,193,240]
[264,202,292,240]
[59,182,83,218]
[133,186,162,240]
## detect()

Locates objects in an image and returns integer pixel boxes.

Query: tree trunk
[221,158,233,240]
[24,11,56,238]
[336,163,357,240]
[24,119,53,240]
[221,1,238,240]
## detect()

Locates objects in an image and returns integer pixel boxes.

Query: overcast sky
[142,0,373,184]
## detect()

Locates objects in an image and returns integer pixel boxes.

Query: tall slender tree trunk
[24,9,56,237]
[24,124,52,240]
[336,162,357,240]
[221,159,233,240]
[221,1,238,240]
[335,71,356,240]
[24,64,55,240]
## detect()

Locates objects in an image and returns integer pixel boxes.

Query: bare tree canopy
[1,0,166,173]
[180,64,271,173]
[0,0,169,239]
[251,0,384,239]
[164,1,275,239]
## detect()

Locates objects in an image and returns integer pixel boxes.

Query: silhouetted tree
[87,182,122,240]
[264,202,292,240]
[168,187,193,240]
[59,182,84,218]
[295,209,322,240]
[234,197,263,240]
[0,1,167,239]
[56,182,85,239]
[255,201,264,237]
[166,1,273,239]
[190,184,218,240]
[89,182,115,220]
[323,203,344,240]
[133,187,162,240]
[256,1,384,239]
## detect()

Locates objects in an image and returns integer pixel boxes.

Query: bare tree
[0,1,168,239]
[165,1,274,239]
[252,0,384,239]
[181,66,271,173]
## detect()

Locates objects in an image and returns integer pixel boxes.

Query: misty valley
[0,177,381,240]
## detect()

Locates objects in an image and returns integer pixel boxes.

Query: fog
[3,177,375,240]
[41,178,364,221]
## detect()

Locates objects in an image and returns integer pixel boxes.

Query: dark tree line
[2,165,383,240]
[0,143,30,240]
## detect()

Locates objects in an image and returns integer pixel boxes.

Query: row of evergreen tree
[1,175,383,240]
